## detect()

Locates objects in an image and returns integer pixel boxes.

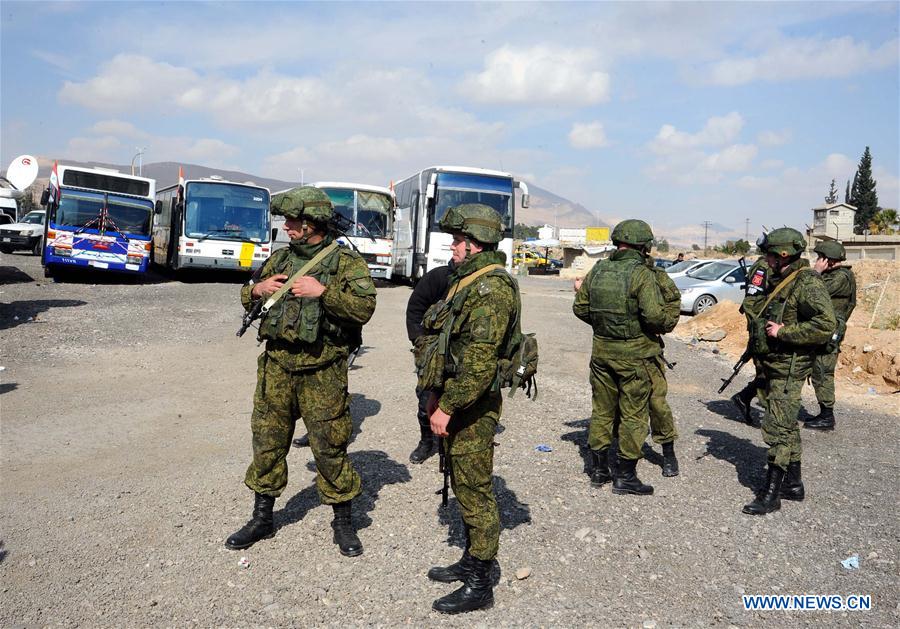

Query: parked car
[549,258,563,268]
[654,258,674,269]
[0,210,46,255]
[513,249,549,266]
[675,260,747,314]
[665,258,714,279]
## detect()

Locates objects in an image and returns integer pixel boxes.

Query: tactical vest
[757,268,816,355]
[588,257,643,339]
[257,247,361,348]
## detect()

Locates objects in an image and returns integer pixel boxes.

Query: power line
[703,220,711,253]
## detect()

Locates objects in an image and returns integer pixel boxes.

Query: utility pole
[703,220,711,254]
[745,218,750,242]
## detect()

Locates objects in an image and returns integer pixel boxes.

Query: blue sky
[2,1,897,241]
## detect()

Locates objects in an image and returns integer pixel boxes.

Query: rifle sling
[261,242,340,313]
[444,264,505,301]
[750,267,804,321]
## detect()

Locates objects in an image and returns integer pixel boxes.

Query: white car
[665,258,715,279]
[675,260,747,314]
[0,210,46,255]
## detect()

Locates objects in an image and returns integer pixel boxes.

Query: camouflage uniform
[647,261,681,446]
[226,186,376,555]
[810,266,856,410]
[740,255,774,408]
[240,237,376,502]
[574,221,673,496]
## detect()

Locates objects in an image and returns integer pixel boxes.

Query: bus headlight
[376,255,391,265]
[127,254,144,265]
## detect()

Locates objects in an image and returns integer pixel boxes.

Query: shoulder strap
[751,267,803,320]
[444,263,505,301]
[261,242,340,313]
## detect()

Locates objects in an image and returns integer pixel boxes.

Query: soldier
[646,257,682,476]
[805,240,856,431]
[742,228,835,515]
[731,239,773,424]
[418,204,518,614]
[225,187,376,556]
[406,263,454,463]
[573,220,673,496]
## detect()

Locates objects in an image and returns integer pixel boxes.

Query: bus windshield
[184,182,270,242]
[55,190,153,235]
[433,172,513,232]
[322,187,392,239]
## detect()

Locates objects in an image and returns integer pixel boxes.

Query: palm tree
[869,209,898,235]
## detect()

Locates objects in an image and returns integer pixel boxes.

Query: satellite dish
[6,155,39,191]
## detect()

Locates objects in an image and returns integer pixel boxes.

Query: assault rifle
[235,212,375,338]
[718,348,752,394]
[436,437,449,507]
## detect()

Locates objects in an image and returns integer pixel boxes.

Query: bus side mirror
[155,200,163,214]
[521,193,530,209]
[40,189,50,206]
[425,183,435,201]
[272,227,279,242]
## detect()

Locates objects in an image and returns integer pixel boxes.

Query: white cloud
[650,112,744,155]
[89,120,149,139]
[59,55,198,111]
[703,144,758,172]
[568,122,609,149]
[702,36,899,86]
[460,45,611,105]
[737,175,779,190]
[757,129,792,146]
[760,159,785,170]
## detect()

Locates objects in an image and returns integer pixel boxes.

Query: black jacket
[405,264,454,343]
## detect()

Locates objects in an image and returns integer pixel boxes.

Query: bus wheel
[0,245,12,254]
[43,265,55,279]
[31,237,43,256]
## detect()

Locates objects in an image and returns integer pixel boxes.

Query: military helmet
[611,219,654,247]
[765,227,806,258]
[439,203,503,244]
[271,186,333,224]
[813,240,846,261]
[755,232,769,253]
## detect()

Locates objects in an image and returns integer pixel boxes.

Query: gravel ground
[1,252,898,627]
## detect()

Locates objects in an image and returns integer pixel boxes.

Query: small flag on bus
[49,160,60,205]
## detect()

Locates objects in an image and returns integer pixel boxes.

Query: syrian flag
[177,166,185,205]
[48,160,60,205]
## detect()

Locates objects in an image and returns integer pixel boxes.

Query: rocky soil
[1,253,898,627]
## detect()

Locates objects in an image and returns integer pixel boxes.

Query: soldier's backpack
[415,264,538,399]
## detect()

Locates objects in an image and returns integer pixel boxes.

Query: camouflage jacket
[648,259,681,334]
[573,249,668,359]
[437,250,517,416]
[741,256,773,319]
[821,266,857,324]
[762,258,836,375]
[240,237,376,371]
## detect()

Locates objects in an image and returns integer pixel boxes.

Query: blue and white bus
[42,165,156,277]
[153,175,271,272]
[390,166,529,281]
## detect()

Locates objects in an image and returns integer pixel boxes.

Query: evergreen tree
[825,179,838,204]
[844,180,850,203]
[853,146,879,232]
[850,171,859,205]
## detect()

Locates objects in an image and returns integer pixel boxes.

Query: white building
[537,224,555,240]
[812,202,856,241]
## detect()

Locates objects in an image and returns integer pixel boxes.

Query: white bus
[390,166,529,281]
[153,175,272,272]
[312,182,395,279]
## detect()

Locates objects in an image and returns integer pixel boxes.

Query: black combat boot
[292,433,310,448]
[804,406,835,431]
[428,550,475,583]
[731,384,755,425]
[225,493,275,550]
[331,501,363,557]
[612,457,654,495]
[742,465,784,515]
[432,557,494,614]
[780,461,805,501]
[661,442,679,477]
[410,426,437,464]
[589,448,612,486]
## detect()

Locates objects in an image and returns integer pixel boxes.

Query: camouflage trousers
[811,350,838,409]
[445,393,502,561]
[588,355,652,460]
[648,356,677,445]
[761,375,806,471]
[244,352,361,505]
